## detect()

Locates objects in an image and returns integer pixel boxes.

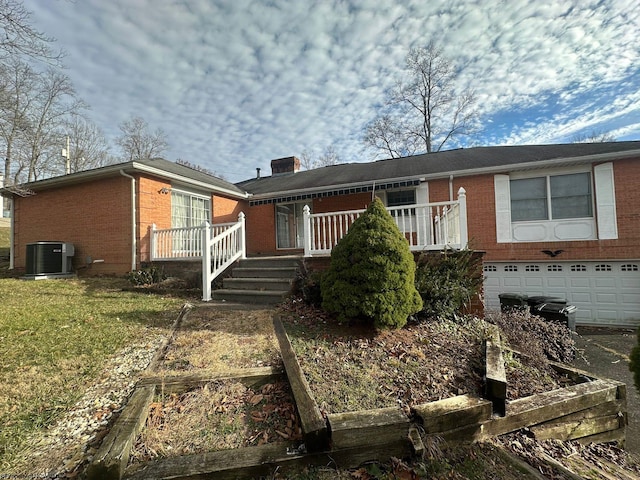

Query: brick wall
[312,192,372,213]
[213,195,246,223]
[13,176,132,275]
[138,175,171,263]
[245,204,276,254]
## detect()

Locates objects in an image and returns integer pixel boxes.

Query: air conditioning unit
[26,242,75,276]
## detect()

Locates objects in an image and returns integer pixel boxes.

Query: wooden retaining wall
[87,315,627,480]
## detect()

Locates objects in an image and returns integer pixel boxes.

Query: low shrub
[485,309,575,364]
[414,248,483,321]
[127,265,166,286]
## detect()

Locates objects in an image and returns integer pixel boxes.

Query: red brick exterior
[11,156,639,276]
[213,195,246,223]
[245,204,277,255]
[11,173,250,275]
[312,192,372,213]
[13,176,133,275]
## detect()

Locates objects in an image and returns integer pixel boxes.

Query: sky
[28,0,640,183]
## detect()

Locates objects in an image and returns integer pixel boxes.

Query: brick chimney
[271,156,300,176]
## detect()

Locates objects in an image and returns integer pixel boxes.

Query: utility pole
[61,135,70,174]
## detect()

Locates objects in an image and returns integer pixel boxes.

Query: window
[171,191,211,229]
[387,190,416,207]
[525,265,540,272]
[510,172,592,222]
[386,189,416,217]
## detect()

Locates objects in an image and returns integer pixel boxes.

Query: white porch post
[149,224,156,261]
[238,212,246,259]
[201,221,212,301]
[457,187,468,249]
[303,205,311,257]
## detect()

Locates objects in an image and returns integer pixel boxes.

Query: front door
[276,202,306,249]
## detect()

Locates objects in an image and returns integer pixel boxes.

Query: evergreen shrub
[321,198,422,329]
[415,248,483,320]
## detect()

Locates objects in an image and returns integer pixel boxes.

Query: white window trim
[494,163,617,243]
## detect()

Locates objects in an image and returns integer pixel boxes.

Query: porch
[149,187,468,301]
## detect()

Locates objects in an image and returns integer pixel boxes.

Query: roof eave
[248,148,640,200]
[1,162,250,199]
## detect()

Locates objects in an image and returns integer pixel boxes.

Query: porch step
[212,256,301,305]
[222,277,292,291]
[232,267,298,279]
[213,289,288,305]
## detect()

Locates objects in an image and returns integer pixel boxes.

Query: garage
[483,261,640,328]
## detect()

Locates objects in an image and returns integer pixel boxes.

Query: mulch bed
[129,379,302,463]
[279,298,566,414]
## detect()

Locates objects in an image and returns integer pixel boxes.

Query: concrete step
[212,289,288,305]
[222,277,292,291]
[232,267,298,279]
[237,256,301,269]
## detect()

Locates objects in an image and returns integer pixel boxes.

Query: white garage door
[483,261,640,328]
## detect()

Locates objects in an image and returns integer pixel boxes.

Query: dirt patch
[279,299,566,414]
[130,379,302,462]
[153,306,282,376]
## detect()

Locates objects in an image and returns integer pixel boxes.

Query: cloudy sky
[29,0,640,182]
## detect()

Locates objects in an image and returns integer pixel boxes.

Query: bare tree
[299,146,342,170]
[572,129,616,143]
[21,68,83,181]
[0,57,35,186]
[0,0,62,64]
[63,114,111,173]
[117,116,169,161]
[364,42,478,158]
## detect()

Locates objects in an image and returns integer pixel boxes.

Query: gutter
[119,170,137,271]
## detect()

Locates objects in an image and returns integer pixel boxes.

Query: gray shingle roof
[237,142,640,198]
[7,157,247,197]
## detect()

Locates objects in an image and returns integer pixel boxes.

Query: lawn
[0,275,185,471]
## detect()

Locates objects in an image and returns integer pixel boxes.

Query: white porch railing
[202,213,246,301]
[303,187,468,256]
[149,213,246,301]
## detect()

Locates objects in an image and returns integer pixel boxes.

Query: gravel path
[11,336,167,478]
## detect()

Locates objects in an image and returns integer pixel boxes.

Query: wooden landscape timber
[327,406,410,449]
[483,327,507,416]
[138,366,283,395]
[86,385,155,480]
[272,315,329,452]
[412,394,492,440]
[86,312,628,480]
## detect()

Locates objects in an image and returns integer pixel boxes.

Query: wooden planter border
[87,313,628,480]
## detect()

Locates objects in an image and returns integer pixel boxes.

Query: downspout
[119,170,137,271]
[449,174,454,201]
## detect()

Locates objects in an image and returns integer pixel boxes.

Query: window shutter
[594,162,618,239]
[494,175,512,243]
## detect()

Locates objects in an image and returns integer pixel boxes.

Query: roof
[2,157,248,198]
[237,142,640,202]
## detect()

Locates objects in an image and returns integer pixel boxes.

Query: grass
[156,306,281,376]
[0,276,185,470]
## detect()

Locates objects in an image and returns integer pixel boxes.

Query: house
[1,158,249,276]
[2,142,640,327]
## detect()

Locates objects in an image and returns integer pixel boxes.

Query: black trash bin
[499,293,528,312]
[533,303,577,331]
[526,296,566,314]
